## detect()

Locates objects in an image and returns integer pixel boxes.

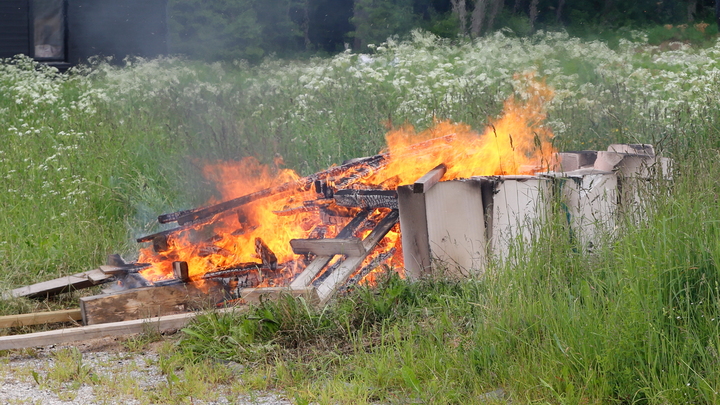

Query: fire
[362,75,556,188]
[138,77,556,287]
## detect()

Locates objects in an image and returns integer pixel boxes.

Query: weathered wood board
[0,307,244,351]
[413,163,447,193]
[487,176,551,262]
[549,169,618,250]
[289,209,371,288]
[240,286,318,305]
[424,180,487,277]
[316,210,399,305]
[397,185,431,279]
[80,280,231,325]
[0,309,82,328]
[290,237,365,256]
[3,269,115,300]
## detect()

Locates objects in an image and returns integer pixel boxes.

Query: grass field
[3,26,720,403]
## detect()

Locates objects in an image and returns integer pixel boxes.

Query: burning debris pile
[115,80,557,307]
[1,79,670,335]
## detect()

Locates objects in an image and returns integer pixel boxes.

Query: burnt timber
[156,154,387,225]
[333,189,399,209]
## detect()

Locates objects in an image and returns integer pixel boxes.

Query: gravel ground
[0,336,293,405]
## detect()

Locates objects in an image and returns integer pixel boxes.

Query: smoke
[67,0,168,64]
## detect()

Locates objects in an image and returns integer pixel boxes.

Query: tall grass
[178,140,720,403]
[3,27,720,402]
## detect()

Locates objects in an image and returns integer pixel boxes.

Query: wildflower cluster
[3,29,720,282]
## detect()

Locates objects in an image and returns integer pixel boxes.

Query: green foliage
[647,22,719,46]
[350,0,418,48]
[5,27,720,402]
[168,0,304,61]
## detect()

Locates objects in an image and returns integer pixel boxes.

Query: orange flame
[138,77,556,286]
[363,74,555,188]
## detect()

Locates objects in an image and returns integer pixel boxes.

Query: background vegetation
[167,0,720,60]
[4,18,720,404]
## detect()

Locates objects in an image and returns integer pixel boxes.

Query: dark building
[0,0,168,68]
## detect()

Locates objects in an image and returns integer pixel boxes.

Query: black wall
[0,0,30,58]
[0,0,167,64]
[67,0,168,63]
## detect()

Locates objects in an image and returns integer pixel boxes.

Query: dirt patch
[1,335,292,405]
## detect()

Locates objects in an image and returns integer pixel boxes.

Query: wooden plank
[334,189,398,209]
[397,185,431,280]
[240,286,319,305]
[0,309,82,328]
[99,265,128,276]
[0,308,244,351]
[607,143,655,156]
[413,163,447,193]
[289,210,371,288]
[157,155,387,225]
[549,170,618,250]
[425,180,487,277]
[317,210,399,305]
[488,176,551,262]
[172,261,190,282]
[557,151,597,172]
[3,269,114,300]
[80,280,231,325]
[290,237,365,256]
[289,256,333,288]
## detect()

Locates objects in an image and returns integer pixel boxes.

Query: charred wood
[236,272,263,288]
[334,189,398,209]
[100,262,150,275]
[136,222,197,243]
[152,235,169,253]
[307,225,328,240]
[342,247,396,291]
[255,238,278,270]
[173,261,190,282]
[197,245,233,258]
[314,180,335,198]
[106,254,126,266]
[118,273,151,289]
[273,204,319,216]
[316,210,400,304]
[157,209,194,224]
[157,154,387,226]
[152,279,184,287]
[202,263,262,279]
[272,199,331,217]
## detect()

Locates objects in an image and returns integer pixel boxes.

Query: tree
[310,0,354,52]
[169,0,263,61]
[169,0,305,61]
[451,0,468,35]
[471,0,487,36]
[350,0,417,49]
[529,0,538,31]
